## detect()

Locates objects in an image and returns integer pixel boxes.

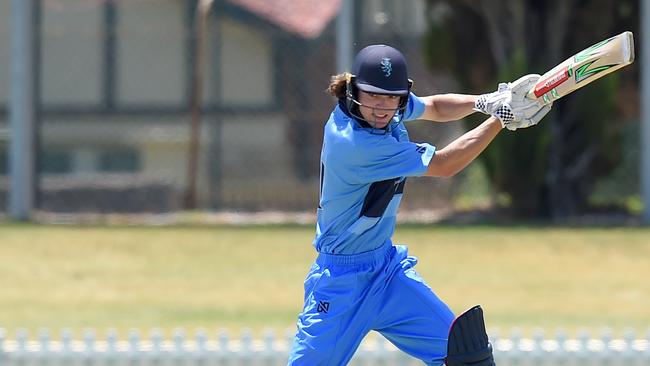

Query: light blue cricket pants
[287,241,455,366]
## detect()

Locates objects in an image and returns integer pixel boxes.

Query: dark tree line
[423,0,639,219]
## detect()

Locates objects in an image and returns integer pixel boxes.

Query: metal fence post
[336,0,354,73]
[9,0,37,220]
[642,0,650,224]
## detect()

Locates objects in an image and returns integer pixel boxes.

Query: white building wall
[220,114,291,179]
[215,18,273,107]
[117,0,185,105]
[41,0,103,105]
[0,1,12,106]
[1,1,298,207]
[39,111,293,183]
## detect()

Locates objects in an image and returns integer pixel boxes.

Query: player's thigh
[288,266,369,365]
[374,266,454,364]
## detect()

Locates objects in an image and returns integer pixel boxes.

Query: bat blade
[527,31,635,105]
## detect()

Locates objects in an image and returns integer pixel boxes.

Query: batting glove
[475,74,552,130]
[474,82,515,127]
[506,74,552,130]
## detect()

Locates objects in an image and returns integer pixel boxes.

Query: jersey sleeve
[348,137,436,183]
[402,93,426,121]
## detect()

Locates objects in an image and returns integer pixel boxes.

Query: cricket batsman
[287,44,551,365]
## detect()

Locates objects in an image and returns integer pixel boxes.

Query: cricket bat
[528,31,635,105]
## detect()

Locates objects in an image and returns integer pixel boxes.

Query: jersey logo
[381,57,392,77]
[415,145,427,154]
[317,301,330,313]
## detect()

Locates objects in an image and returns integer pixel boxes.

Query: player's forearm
[424,116,502,177]
[421,94,478,122]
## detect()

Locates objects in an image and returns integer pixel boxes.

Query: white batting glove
[474,82,516,127]
[474,82,510,116]
[505,74,552,131]
[475,74,552,130]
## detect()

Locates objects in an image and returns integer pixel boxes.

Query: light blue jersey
[290,45,456,366]
[289,93,454,366]
[314,93,436,254]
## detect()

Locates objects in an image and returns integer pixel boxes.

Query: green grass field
[0,223,649,338]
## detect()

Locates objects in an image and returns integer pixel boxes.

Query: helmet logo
[380,57,392,77]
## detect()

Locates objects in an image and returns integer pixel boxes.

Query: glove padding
[475,74,552,131]
[505,74,552,130]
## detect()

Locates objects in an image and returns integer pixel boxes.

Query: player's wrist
[489,115,506,130]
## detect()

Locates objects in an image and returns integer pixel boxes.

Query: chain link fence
[0,0,640,219]
[0,0,463,216]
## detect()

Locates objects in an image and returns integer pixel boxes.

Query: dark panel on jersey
[360,178,406,218]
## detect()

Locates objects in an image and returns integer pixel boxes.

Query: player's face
[357,90,401,129]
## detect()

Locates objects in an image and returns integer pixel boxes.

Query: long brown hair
[327,72,352,99]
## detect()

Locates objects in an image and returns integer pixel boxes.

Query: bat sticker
[574,61,617,83]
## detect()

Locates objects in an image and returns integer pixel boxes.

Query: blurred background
[0,0,646,223]
[1,1,649,365]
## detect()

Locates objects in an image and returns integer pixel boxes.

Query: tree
[423,0,637,219]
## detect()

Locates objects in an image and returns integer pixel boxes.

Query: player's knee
[445,305,495,366]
